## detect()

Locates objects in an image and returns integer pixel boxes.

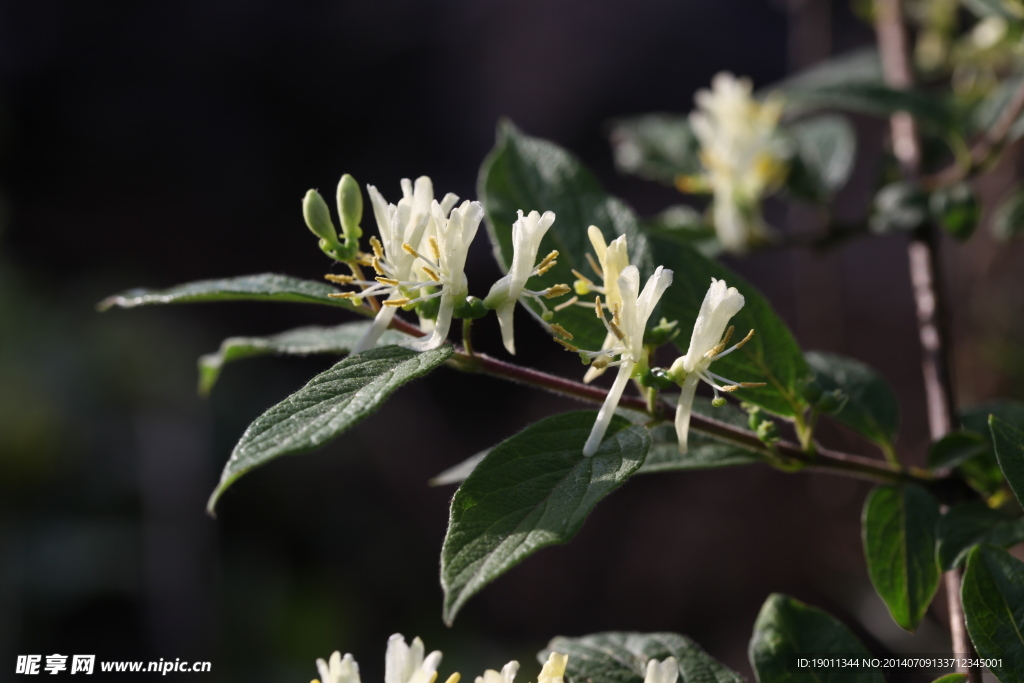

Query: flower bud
[645,317,680,347]
[303,189,340,246]
[336,174,364,241]
[415,290,441,321]
[801,379,823,404]
[816,388,846,415]
[454,296,489,320]
[638,367,674,390]
[711,397,727,408]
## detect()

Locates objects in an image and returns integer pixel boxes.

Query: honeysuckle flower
[580,264,673,457]
[667,278,763,453]
[327,177,459,352]
[643,658,679,683]
[687,72,789,253]
[474,661,520,683]
[484,210,567,354]
[385,634,444,683]
[570,226,630,384]
[315,652,361,683]
[537,652,568,683]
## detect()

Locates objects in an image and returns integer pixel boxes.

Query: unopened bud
[638,367,674,390]
[645,317,680,346]
[303,189,340,245]
[336,174,364,241]
[816,389,846,415]
[454,296,489,320]
[801,379,823,404]
[711,397,727,408]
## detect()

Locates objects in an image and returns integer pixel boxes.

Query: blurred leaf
[441,412,649,624]
[98,273,358,312]
[961,545,1024,683]
[207,344,452,513]
[541,631,743,683]
[641,397,762,473]
[653,235,810,417]
[641,205,720,258]
[928,431,990,470]
[991,186,1024,241]
[992,416,1024,507]
[954,402,1024,495]
[961,0,1024,20]
[937,501,1024,571]
[198,322,410,395]
[749,593,884,683]
[785,116,856,201]
[930,183,980,241]
[479,121,653,351]
[972,73,1024,142]
[609,115,702,184]
[862,484,942,631]
[783,84,959,132]
[765,48,883,96]
[806,351,899,450]
[870,182,930,234]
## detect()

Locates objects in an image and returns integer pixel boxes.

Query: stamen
[421,266,441,282]
[535,250,559,275]
[544,284,571,299]
[606,319,625,342]
[735,328,755,348]
[356,253,374,267]
[594,295,604,320]
[549,323,573,340]
[402,243,419,257]
[324,274,354,284]
[369,236,384,260]
[585,252,603,278]
[719,385,740,392]
[554,295,579,312]
[705,325,736,358]
[429,237,441,261]
[572,269,595,287]
[371,256,385,276]
[328,292,357,299]
[375,277,399,286]
[553,337,579,352]
[444,674,461,683]
[592,356,610,369]
[383,298,412,307]
[741,382,767,388]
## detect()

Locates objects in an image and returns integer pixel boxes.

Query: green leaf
[765,47,883,96]
[961,0,1024,20]
[608,115,702,185]
[937,501,1024,571]
[97,273,359,311]
[862,485,942,631]
[992,416,1024,508]
[805,351,900,450]
[198,322,409,395]
[785,116,856,201]
[963,401,1024,435]
[961,545,1024,683]
[953,402,1024,495]
[930,183,980,242]
[991,186,1024,241]
[541,631,743,683]
[641,397,762,473]
[207,344,452,513]
[930,674,968,683]
[640,206,720,259]
[782,84,959,132]
[749,593,884,683]
[653,235,810,417]
[478,121,653,352]
[440,411,649,624]
[928,431,990,471]
[973,74,1024,143]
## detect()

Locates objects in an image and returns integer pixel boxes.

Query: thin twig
[872,1,976,678]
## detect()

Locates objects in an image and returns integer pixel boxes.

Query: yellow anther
[585,252,604,278]
[371,256,385,276]
[422,266,441,282]
[592,356,610,369]
[375,276,399,286]
[594,295,604,320]
[324,274,354,284]
[369,235,384,260]
[427,673,438,683]
[384,298,412,307]
[429,236,441,261]
[611,303,622,327]
[720,385,740,392]
[356,253,374,267]
[706,325,736,358]
[571,269,594,286]
[535,250,559,275]
[554,295,579,312]
[550,323,573,340]
[607,319,625,341]
[735,328,756,349]
[741,382,767,388]
[402,242,419,257]
[328,292,357,299]
[553,337,579,352]
[544,284,571,299]
[444,674,461,683]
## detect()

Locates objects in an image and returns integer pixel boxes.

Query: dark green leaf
[641,397,762,473]
[97,273,359,312]
[963,401,1024,435]
[441,411,649,624]
[478,121,653,352]
[782,84,959,132]
[765,48,883,96]
[961,545,1024,683]
[541,631,743,683]
[862,485,942,631]
[937,501,1024,571]
[653,235,810,417]
[928,432,990,471]
[785,116,856,201]
[992,186,1024,241]
[608,115,703,185]
[954,402,1024,496]
[640,206,720,258]
[992,416,1024,508]
[749,593,884,683]
[806,351,900,451]
[198,322,409,395]
[207,344,452,513]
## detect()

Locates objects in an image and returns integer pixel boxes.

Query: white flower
[484,210,565,354]
[385,634,444,683]
[668,278,762,453]
[474,661,520,683]
[643,659,678,683]
[582,264,673,457]
[575,226,631,384]
[688,73,788,252]
[316,652,362,683]
[537,652,568,683]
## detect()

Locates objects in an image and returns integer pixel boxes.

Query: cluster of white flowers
[686,72,789,253]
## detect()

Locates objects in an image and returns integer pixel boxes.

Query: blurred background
[2,0,1023,681]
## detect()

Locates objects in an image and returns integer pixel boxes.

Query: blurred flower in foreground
[643,658,679,683]
[313,634,445,683]
[684,72,789,252]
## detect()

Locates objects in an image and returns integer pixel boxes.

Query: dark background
[2,1,1023,681]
